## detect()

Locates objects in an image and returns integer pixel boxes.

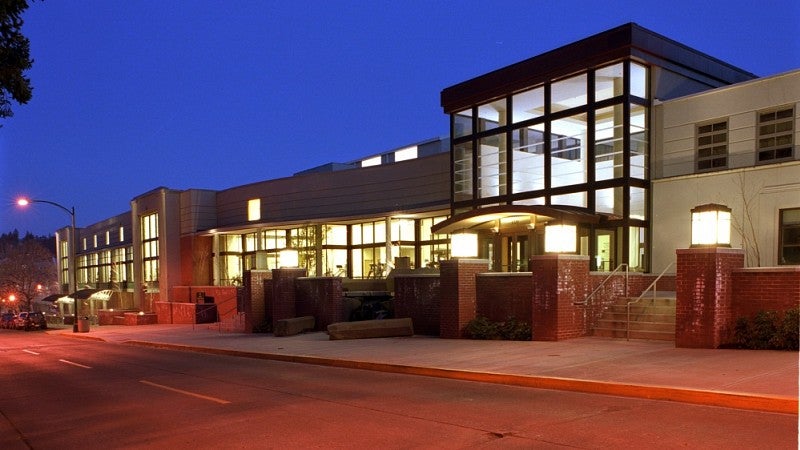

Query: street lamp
[17,198,79,332]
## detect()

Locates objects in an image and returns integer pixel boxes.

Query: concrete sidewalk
[48,324,798,414]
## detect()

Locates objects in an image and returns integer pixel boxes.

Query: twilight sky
[2,0,799,236]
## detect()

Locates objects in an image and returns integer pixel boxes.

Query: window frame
[779,208,800,265]
[696,119,728,172]
[757,106,794,164]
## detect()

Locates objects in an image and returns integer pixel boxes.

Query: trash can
[77,317,90,333]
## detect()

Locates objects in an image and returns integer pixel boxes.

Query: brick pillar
[439,258,488,339]
[675,247,745,348]
[271,268,307,329]
[243,270,271,332]
[531,255,590,341]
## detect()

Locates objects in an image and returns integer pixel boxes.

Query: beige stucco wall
[652,162,800,271]
[650,69,800,273]
[654,69,800,179]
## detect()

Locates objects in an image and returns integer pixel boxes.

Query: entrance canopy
[431,205,601,234]
[56,289,114,315]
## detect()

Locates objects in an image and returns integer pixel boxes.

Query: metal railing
[575,263,628,306]
[626,262,674,340]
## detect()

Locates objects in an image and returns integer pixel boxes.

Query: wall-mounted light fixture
[450,232,478,258]
[544,223,577,253]
[278,248,299,268]
[691,203,731,247]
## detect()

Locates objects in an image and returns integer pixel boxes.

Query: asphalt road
[1,330,796,449]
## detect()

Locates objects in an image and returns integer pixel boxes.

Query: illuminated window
[247,198,261,221]
[119,226,125,242]
[512,86,544,123]
[394,146,417,162]
[361,156,381,167]
[478,98,506,132]
[105,231,110,245]
[141,213,159,284]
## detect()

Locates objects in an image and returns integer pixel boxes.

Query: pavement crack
[0,408,33,449]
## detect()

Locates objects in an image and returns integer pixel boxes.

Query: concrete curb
[122,340,798,415]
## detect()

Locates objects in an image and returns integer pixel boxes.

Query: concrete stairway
[593,294,676,341]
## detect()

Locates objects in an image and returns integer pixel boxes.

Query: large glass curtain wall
[452,60,649,271]
[73,247,134,290]
[217,216,451,282]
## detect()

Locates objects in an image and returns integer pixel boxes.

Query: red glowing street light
[17,197,79,332]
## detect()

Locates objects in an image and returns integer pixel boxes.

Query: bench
[274,316,316,337]
[327,318,413,340]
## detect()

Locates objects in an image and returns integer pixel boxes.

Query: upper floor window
[779,208,800,265]
[551,73,587,113]
[141,213,159,283]
[758,107,794,163]
[512,86,544,123]
[697,121,728,171]
[478,99,507,132]
[454,109,473,138]
[595,63,624,102]
[394,146,417,162]
[247,198,261,221]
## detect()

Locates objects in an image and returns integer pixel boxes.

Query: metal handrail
[626,262,675,340]
[574,263,628,306]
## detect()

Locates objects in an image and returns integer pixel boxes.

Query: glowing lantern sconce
[691,204,731,247]
[450,232,478,258]
[544,223,577,253]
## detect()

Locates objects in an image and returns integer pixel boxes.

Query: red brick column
[243,270,271,332]
[295,277,344,329]
[531,255,590,341]
[271,268,307,329]
[439,259,488,339]
[675,247,745,348]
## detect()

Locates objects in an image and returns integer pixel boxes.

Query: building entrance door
[502,233,529,272]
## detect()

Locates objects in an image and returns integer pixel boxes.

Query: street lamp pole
[17,198,79,332]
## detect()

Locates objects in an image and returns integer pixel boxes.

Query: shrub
[464,316,500,340]
[733,308,799,350]
[252,319,273,334]
[773,308,799,351]
[465,316,531,341]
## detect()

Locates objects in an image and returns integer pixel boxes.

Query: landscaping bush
[465,316,531,341]
[733,308,799,350]
[252,319,273,334]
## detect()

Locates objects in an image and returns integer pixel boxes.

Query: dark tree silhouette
[0,232,57,311]
[0,0,34,122]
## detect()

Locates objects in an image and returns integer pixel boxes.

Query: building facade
[54,23,798,316]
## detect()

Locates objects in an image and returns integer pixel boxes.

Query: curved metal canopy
[431,205,601,234]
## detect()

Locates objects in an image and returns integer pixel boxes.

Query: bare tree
[731,173,762,267]
[0,239,57,311]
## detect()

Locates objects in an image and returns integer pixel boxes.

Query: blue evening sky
[2,0,799,236]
